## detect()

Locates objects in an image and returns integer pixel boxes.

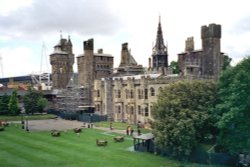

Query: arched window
[150,87,155,96]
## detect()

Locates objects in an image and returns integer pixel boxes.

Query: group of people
[126,126,141,136]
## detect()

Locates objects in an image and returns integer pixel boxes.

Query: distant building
[114,42,144,76]
[178,23,224,79]
[93,22,224,123]
[50,35,74,89]
[77,38,114,87]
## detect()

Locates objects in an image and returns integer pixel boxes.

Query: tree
[151,80,217,158]
[169,61,180,74]
[222,54,232,70]
[8,90,20,115]
[0,94,10,115]
[23,88,48,114]
[215,57,250,154]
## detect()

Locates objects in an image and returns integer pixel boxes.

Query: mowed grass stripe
[1,132,92,166]
[0,126,182,167]
[0,134,63,163]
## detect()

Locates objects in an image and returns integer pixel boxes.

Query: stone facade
[93,23,224,124]
[77,39,113,105]
[114,43,144,76]
[50,36,74,89]
[178,23,224,79]
[77,39,114,87]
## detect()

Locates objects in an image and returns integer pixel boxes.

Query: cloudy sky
[0,0,250,77]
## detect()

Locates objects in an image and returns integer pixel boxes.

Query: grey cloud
[0,0,123,39]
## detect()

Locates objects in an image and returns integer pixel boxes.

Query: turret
[201,23,223,78]
[185,37,194,52]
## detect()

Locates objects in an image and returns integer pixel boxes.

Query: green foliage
[152,80,218,158]
[169,61,180,74]
[215,57,250,154]
[23,88,48,114]
[222,54,232,71]
[0,94,10,115]
[8,90,20,115]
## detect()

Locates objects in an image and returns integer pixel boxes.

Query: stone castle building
[93,22,224,123]
[50,35,74,89]
[114,42,144,76]
[178,23,224,79]
[77,38,114,87]
[49,20,224,124]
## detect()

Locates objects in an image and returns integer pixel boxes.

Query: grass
[0,124,226,167]
[0,114,56,121]
[94,121,151,133]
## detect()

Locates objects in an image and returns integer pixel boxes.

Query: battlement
[201,23,221,39]
[84,38,94,50]
[185,37,194,52]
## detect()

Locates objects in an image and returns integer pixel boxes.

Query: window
[145,107,149,117]
[144,89,148,99]
[150,87,155,96]
[97,90,100,97]
[138,105,141,115]
[130,90,134,98]
[97,104,100,111]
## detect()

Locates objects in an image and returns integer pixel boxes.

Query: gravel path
[17,118,127,135]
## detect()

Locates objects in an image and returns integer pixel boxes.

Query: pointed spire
[153,15,167,54]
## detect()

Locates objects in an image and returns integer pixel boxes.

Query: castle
[49,19,224,123]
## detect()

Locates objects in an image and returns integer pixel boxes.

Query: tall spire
[151,16,168,68]
[153,15,167,55]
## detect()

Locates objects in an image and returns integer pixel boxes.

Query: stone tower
[151,16,168,68]
[119,43,137,67]
[50,35,74,89]
[201,23,223,78]
[77,38,94,87]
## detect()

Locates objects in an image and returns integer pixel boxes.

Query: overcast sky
[0,0,250,77]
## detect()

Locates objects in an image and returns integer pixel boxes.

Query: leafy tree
[37,97,48,113]
[222,54,232,70]
[215,57,250,154]
[0,94,10,115]
[169,61,180,74]
[151,80,217,158]
[23,88,48,114]
[8,90,20,115]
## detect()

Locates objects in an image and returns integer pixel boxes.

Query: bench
[51,130,60,137]
[73,128,82,133]
[96,139,108,146]
[113,136,124,142]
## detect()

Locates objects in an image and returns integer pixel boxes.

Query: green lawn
[0,114,56,121]
[94,121,151,133]
[0,125,226,167]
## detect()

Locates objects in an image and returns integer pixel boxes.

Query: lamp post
[25,115,29,132]
[21,114,24,129]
